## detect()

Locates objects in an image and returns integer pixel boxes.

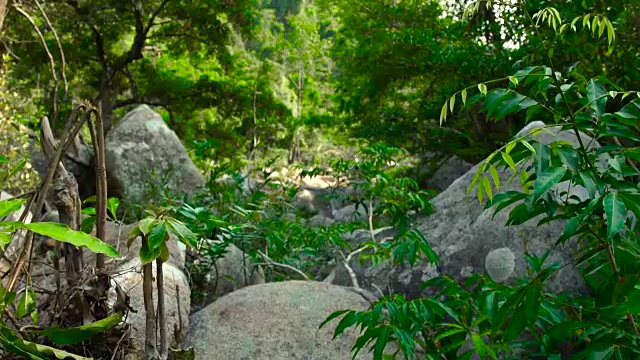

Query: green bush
[321,6,640,360]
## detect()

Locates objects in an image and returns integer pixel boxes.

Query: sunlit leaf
[38,313,123,345]
[14,222,118,257]
[0,198,24,218]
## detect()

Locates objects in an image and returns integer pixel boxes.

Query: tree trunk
[156,258,167,359]
[99,74,116,134]
[142,237,159,359]
[0,0,7,32]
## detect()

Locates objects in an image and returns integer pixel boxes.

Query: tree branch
[112,0,169,73]
[65,0,107,65]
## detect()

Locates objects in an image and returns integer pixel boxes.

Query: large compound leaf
[37,312,123,345]
[10,222,118,257]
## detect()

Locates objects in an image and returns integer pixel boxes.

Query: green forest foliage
[3,0,638,168]
[2,1,640,358]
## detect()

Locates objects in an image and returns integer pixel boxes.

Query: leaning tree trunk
[0,0,7,31]
[41,116,90,323]
[98,74,117,134]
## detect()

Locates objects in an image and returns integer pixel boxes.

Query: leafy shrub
[322,6,640,360]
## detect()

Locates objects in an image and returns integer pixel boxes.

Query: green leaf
[16,289,36,319]
[138,217,155,235]
[107,198,120,219]
[148,223,168,250]
[167,219,197,248]
[80,216,97,234]
[624,147,640,161]
[319,310,351,330]
[524,281,542,329]
[139,242,162,264]
[603,193,627,239]
[0,233,11,250]
[127,226,142,248]
[81,207,96,216]
[488,165,500,191]
[440,101,448,125]
[0,198,24,218]
[159,241,171,263]
[534,167,567,198]
[555,146,580,171]
[15,222,118,257]
[170,348,195,360]
[548,321,602,341]
[501,152,517,171]
[38,312,123,345]
[461,88,468,105]
[559,215,584,243]
[619,193,640,231]
[0,324,92,359]
[505,309,527,343]
[587,79,607,117]
[82,195,97,204]
[373,326,389,359]
[489,191,528,218]
[579,172,597,198]
[478,83,487,95]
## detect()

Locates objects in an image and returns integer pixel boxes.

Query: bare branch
[256,250,310,280]
[144,0,170,34]
[113,0,169,73]
[34,0,68,97]
[12,5,58,84]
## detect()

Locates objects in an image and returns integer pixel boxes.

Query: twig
[157,259,167,359]
[87,105,107,270]
[339,250,360,289]
[110,325,130,360]
[174,284,183,345]
[256,250,310,280]
[12,5,57,85]
[12,4,60,120]
[33,0,68,97]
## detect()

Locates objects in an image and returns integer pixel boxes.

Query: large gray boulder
[352,122,602,298]
[184,281,388,360]
[105,105,205,218]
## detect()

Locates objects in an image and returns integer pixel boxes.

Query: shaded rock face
[192,243,265,311]
[422,155,474,191]
[184,281,386,360]
[105,105,205,219]
[352,123,600,299]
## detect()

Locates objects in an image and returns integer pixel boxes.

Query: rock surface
[192,243,265,311]
[422,155,474,191]
[105,105,205,219]
[184,280,384,360]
